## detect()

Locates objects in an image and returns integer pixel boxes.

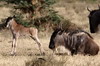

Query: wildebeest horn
[87,7,91,12]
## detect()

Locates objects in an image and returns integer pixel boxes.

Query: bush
[0,0,75,32]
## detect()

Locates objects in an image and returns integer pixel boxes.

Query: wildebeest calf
[49,28,99,56]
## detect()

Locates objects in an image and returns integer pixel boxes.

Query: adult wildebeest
[87,6,100,33]
[49,28,99,55]
[5,16,45,55]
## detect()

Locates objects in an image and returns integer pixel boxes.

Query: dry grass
[0,29,100,66]
[53,1,100,31]
[0,1,100,66]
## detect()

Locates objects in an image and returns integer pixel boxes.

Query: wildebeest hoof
[10,53,16,56]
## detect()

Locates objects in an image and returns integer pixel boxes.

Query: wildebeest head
[5,16,16,28]
[87,6,100,33]
[49,28,63,50]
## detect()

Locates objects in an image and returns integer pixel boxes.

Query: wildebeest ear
[13,15,16,18]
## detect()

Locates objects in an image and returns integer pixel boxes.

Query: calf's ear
[13,15,16,18]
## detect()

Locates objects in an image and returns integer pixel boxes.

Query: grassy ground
[0,1,100,66]
[0,30,100,66]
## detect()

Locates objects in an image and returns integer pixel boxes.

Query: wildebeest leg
[51,49,55,55]
[11,34,19,56]
[30,36,45,55]
[53,48,58,55]
[11,37,15,55]
[71,49,75,56]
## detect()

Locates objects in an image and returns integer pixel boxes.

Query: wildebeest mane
[66,29,93,39]
[54,27,93,39]
[5,17,13,24]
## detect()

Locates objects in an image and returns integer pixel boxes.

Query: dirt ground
[0,1,100,66]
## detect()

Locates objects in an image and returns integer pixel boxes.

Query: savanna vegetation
[0,0,100,66]
[0,0,74,32]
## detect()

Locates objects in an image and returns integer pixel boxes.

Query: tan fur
[7,18,45,55]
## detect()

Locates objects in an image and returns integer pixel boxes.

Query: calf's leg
[30,36,45,55]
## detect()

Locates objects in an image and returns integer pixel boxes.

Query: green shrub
[0,0,73,31]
